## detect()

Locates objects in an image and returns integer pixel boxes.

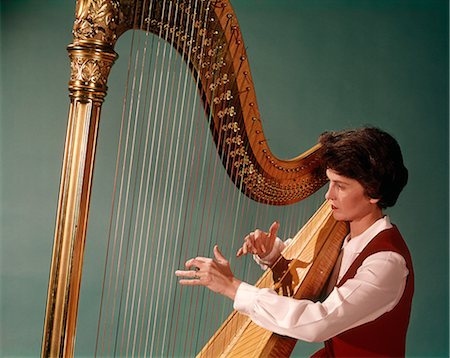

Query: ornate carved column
[41,1,123,356]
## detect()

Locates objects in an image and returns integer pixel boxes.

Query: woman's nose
[325,185,333,201]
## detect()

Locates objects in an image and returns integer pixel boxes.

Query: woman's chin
[331,211,347,222]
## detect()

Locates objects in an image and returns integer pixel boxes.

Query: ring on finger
[194,270,200,280]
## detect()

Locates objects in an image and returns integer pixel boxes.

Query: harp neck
[69,0,327,205]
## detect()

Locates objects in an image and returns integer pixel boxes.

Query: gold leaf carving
[73,0,121,45]
[70,57,112,87]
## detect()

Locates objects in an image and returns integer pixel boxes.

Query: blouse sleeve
[234,251,408,342]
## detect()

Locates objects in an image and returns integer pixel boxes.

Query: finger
[253,229,266,253]
[243,232,255,248]
[253,229,263,240]
[184,257,206,269]
[178,278,202,286]
[247,232,255,241]
[244,241,255,255]
[213,245,226,263]
[252,244,259,255]
[236,247,243,257]
[175,269,199,279]
[260,242,267,254]
[236,241,251,257]
[256,221,279,254]
[268,221,280,240]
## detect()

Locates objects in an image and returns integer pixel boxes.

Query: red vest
[313,226,414,357]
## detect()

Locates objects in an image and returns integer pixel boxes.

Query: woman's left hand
[175,245,242,300]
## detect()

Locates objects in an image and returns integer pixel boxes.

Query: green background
[1,0,448,357]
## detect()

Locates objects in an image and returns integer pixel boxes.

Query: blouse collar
[342,216,393,254]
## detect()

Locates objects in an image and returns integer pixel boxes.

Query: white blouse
[233,216,409,342]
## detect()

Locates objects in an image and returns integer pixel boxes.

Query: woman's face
[325,169,380,224]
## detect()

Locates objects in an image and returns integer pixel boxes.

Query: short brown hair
[319,127,408,209]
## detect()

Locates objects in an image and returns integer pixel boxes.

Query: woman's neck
[349,209,384,239]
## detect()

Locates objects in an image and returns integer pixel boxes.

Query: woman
[176,127,413,357]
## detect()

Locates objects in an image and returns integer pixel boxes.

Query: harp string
[171,2,233,355]
[155,1,203,355]
[166,0,210,355]
[119,7,163,358]
[151,1,210,354]
[119,6,165,358]
[94,14,139,356]
[96,0,164,355]
[121,8,165,358]
[174,4,262,353]
[181,7,260,354]
[127,31,161,358]
[186,30,235,358]
[134,11,174,358]
[117,1,166,352]
[143,2,180,355]
[96,16,142,358]
[146,0,213,356]
[166,13,210,358]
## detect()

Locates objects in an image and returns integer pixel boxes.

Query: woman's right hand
[236,221,280,258]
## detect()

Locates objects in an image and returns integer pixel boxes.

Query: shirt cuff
[253,237,286,269]
[233,281,261,315]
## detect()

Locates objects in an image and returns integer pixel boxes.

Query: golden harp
[42,0,348,356]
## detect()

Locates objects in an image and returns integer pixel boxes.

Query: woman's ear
[369,197,380,205]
